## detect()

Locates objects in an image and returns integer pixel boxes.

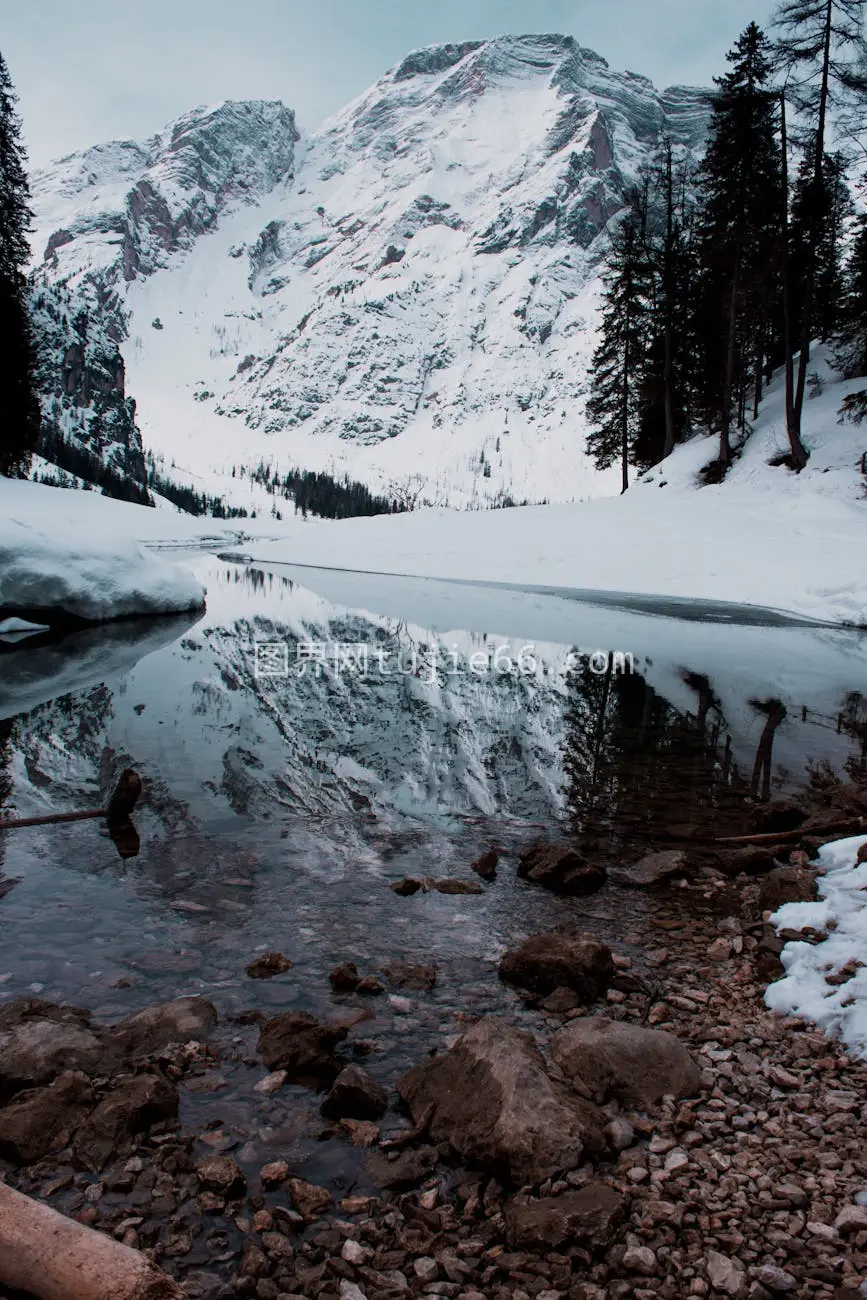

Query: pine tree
[790,147,852,341]
[633,139,697,466]
[0,50,40,475]
[692,23,785,470]
[834,215,867,379]
[773,0,867,444]
[586,210,652,493]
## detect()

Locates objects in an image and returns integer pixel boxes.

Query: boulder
[504,1183,625,1249]
[391,878,423,896]
[751,800,808,834]
[618,850,689,889]
[0,1071,94,1164]
[759,866,818,913]
[715,845,780,876]
[320,1065,388,1121]
[245,951,292,979]
[73,1073,179,1170]
[396,1017,604,1185]
[518,843,606,895]
[109,997,218,1056]
[330,962,361,992]
[550,1017,701,1110]
[0,1000,117,1099]
[498,931,614,1000]
[257,1010,347,1086]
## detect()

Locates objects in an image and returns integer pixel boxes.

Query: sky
[1,0,780,170]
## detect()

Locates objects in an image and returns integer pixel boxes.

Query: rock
[245,951,292,979]
[706,1250,747,1297]
[110,997,218,1056]
[426,878,484,895]
[382,960,437,990]
[260,1160,289,1188]
[257,1010,347,1085]
[834,1204,867,1234]
[857,840,867,863]
[753,1264,797,1293]
[414,1257,440,1283]
[0,1000,117,1097]
[618,850,689,888]
[0,1070,93,1164]
[604,1116,635,1151]
[539,986,581,1014]
[518,843,606,895]
[287,1177,333,1218]
[355,975,385,995]
[365,1145,438,1189]
[340,1118,379,1147]
[196,1155,245,1197]
[759,866,818,913]
[623,1245,657,1275]
[498,931,614,1000]
[396,1017,604,1185]
[550,1017,701,1109]
[391,877,423,896]
[330,962,361,992]
[320,1065,388,1121]
[503,1183,625,1249]
[472,849,499,880]
[73,1073,179,1170]
[716,846,780,877]
[707,937,733,962]
[254,1070,287,1095]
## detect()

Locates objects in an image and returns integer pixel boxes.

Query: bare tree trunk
[792,0,832,447]
[779,92,809,469]
[662,143,677,459]
[751,701,787,801]
[720,246,741,466]
[0,1181,184,1299]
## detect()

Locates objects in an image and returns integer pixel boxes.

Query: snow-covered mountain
[28,35,708,509]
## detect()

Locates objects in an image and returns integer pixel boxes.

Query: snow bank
[765,835,867,1057]
[245,483,867,627]
[0,480,206,623]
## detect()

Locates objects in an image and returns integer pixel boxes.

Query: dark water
[1,556,866,1184]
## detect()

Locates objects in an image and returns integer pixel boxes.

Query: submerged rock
[518,842,606,895]
[550,1016,701,1109]
[498,931,614,1000]
[382,960,437,991]
[472,848,499,880]
[320,1065,388,1121]
[397,1016,603,1184]
[257,1010,347,1086]
[245,951,292,979]
[618,849,689,888]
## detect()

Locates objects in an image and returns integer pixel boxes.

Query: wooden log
[0,770,142,834]
[0,1180,184,1299]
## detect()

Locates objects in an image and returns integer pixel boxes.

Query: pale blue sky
[1,0,778,169]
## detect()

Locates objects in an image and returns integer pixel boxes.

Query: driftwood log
[0,770,142,833]
[0,1180,183,1299]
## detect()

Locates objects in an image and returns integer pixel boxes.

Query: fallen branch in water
[0,769,141,832]
[0,1180,184,1299]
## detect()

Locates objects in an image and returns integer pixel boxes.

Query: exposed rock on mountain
[28,39,707,507]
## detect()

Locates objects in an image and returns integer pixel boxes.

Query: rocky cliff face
[28,101,300,499]
[29,40,706,508]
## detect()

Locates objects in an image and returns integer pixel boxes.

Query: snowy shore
[0,480,208,625]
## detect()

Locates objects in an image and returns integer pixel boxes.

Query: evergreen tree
[0,51,40,475]
[834,215,867,379]
[790,147,852,341]
[634,139,698,466]
[586,210,652,493]
[773,0,867,444]
[692,23,785,470]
